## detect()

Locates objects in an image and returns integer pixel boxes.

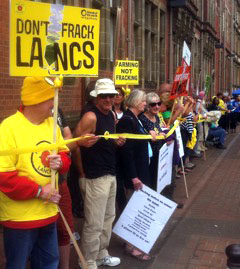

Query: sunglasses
[98,94,116,99]
[149,102,161,107]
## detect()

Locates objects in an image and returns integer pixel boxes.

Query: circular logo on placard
[81,9,87,16]
[31,140,51,177]
[15,2,25,13]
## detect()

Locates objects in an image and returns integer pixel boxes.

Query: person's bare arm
[74,111,99,147]
[168,105,185,126]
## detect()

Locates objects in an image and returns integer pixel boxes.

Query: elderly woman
[139,92,166,190]
[116,89,153,261]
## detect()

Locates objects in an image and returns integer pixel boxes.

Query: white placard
[157,142,174,193]
[175,125,184,158]
[113,185,177,254]
[182,41,191,66]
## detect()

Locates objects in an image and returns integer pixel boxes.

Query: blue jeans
[208,126,226,145]
[3,222,59,269]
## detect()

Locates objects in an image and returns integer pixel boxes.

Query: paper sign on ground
[157,142,174,193]
[175,124,184,158]
[113,185,177,254]
[10,0,100,76]
[114,60,139,85]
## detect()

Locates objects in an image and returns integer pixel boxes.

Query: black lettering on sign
[25,20,32,34]
[17,19,49,36]
[16,36,29,67]
[70,42,82,70]
[54,42,68,71]
[16,19,24,34]
[88,25,94,39]
[30,37,43,67]
[82,25,87,38]
[32,20,40,35]
[83,41,94,68]
[68,23,74,38]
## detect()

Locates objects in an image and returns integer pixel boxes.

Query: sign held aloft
[10,0,100,76]
[170,66,191,100]
[114,60,139,85]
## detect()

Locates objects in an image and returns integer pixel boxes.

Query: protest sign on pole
[114,60,139,85]
[175,122,189,198]
[157,142,174,193]
[182,41,191,66]
[175,124,184,158]
[169,66,191,100]
[182,41,191,93]
[10,0,100,76]
[113,185,177,254]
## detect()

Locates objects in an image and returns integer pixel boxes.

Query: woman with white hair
[116,89,153,261]
[139,92,166,190]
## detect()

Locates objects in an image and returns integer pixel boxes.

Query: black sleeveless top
[81,106,116,179]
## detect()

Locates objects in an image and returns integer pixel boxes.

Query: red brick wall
[0,0,85,123]
[0,0,23,121]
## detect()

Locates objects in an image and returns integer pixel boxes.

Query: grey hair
[146,92,160,106]
[125,89,146,108]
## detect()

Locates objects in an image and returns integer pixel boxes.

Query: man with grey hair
[75,78,125,269]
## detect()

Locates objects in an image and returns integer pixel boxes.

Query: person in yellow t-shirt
[216,92,229,131]
[0,77,71,269]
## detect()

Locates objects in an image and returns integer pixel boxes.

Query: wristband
[36,186,42,198]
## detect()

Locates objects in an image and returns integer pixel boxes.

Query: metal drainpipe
[201,0,204,92]
[142,0,145,88]
[84,0,91,84]
[223,0,226,92]
[128,0,132,60]
[219,0,222,93]
[169,7,173,82]
[230,0,234,95]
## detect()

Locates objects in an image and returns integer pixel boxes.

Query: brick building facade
[0,0,239,124]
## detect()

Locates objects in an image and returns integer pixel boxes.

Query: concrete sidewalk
[102,131,240,269]
[0,132,240,269]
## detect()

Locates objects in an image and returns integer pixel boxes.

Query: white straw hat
[90,78,118,97]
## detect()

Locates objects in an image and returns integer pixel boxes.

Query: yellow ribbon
[0,121,180,156]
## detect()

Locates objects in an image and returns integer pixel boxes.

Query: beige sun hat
[90,78,118,97]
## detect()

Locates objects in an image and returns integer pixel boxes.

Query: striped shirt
[180,112,194,134]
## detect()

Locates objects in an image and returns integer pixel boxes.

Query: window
[133,0,141,61]
[144,1,157,83]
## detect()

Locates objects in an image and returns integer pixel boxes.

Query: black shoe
[171,199,184,209]
[216,143,226,149]
[177,202,184,209]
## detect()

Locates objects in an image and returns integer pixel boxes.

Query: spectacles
[98,94,116,99]
[149,102,161,107]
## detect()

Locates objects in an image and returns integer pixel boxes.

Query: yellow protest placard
[10,0,100,77]
[114,60,139,85]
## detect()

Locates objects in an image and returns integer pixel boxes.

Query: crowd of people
[0,77,239,269]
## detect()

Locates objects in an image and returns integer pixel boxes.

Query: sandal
[176,173,181,179]
[177,170,188,175]
[125,245,153,261]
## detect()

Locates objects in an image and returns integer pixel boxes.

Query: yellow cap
[21,77,55,106]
